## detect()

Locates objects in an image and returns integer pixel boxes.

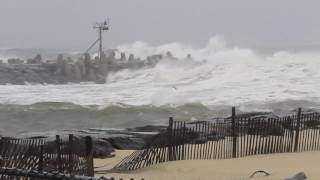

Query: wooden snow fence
[0,134,94,179]
[112,107,320,172]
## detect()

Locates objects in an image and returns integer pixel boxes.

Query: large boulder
[7,58,23,64]
[128,54,134,61]
[120,52,126,61]
[247,118,285,136]
[106,137,145,150]
[127,125,167,132]
[92,137,115,158]
[55,54,66,75]
[34,54,42,63]
[83,53,92,80]
[27,54,42,64]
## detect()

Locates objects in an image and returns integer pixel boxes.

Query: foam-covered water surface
[1,36,320,135]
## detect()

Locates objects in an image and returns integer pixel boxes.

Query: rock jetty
[0,51,194,85]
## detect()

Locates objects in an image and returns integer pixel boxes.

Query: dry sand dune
[94,150,320,180]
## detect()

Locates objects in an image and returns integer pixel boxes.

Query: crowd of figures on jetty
[0,50,196,85]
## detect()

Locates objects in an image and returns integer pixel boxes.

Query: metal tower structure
[85,19,110,61]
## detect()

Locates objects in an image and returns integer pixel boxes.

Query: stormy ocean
[1,36,320,136]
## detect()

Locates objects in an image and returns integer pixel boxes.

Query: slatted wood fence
[112,107,320,172]
[0,167,146,180]
[0,134,94,179]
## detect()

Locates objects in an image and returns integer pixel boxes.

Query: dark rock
[0,50,199,84]
[56,54,66,75]
[16,127,153,157]
[281,116,295,130]
[144,127,197,148]
[247,118,285,136]
[304,120,320,128]
[92,137,115,158]
[34,54,42,62]
[27,54,42,64]
[120,52,126,61]
[127,125,167,132]
[224,112,285,136]
[128,54,135,62]
[0,50,202,84]
[185,122,225,143]
[226,112,276,119]
[106,137,145,150]
[285,172,307,180]
[7,58,23,64]
[83,53,92,80]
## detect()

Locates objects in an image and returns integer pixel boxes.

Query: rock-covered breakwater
[0,51,193,85]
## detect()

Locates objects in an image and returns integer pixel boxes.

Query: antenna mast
[92,19,110,62]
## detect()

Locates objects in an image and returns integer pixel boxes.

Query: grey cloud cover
[0,0,320,49]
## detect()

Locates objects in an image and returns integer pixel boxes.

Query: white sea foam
[1,36,320,110]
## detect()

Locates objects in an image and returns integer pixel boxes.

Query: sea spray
[1,36,320,134]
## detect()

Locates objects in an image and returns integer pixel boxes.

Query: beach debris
[248,170,271,178]
[284,172,307,180]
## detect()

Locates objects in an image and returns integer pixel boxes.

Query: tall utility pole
[89,19,110,62]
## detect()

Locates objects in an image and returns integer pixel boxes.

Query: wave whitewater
[1,36,320,135]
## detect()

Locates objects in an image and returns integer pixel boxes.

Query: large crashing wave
[112,36,320,109]
[1,36,320,135]
[1,36,320,111]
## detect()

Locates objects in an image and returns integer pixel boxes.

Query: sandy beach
[94,150,320,180]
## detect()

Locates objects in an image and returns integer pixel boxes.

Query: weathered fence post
[85,136,94,177]
[38,145,43,172]
[168,117,174,161]
[232,107,237,158]
[68,134,74,174]
[56,135,62,172]
[182,122,186,160]
[294,108,302,152]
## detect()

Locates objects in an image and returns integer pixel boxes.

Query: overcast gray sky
[1,0,320,50]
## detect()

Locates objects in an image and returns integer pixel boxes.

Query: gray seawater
[2,38,320,136]
[1,100,319,136]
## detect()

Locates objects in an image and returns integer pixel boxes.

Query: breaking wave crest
[1,36,320,107]
[1,36,320,134]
